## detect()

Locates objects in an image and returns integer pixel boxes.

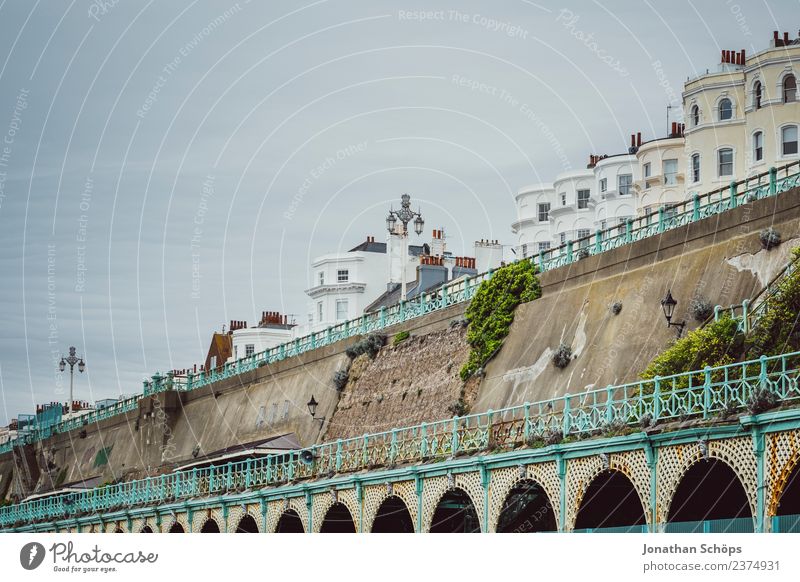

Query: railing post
[729,180,738,209]
[769,167,777,197]
[653,376,661,422]
[420,422,428,457]
[310,332,316,350]
[451,416,459,455]
[442,282,448,306]
[562,394,571,436]
[245,459,252,489]
[362,434,369,467]
[523,402,530,441]
[714,304,721,322]
[594,230,602,254]
[326,326,332,345]
[566,240,573,264]
[379,306,386,328]
[692,193,700,221]
[487,268,494,280]
[625,219,633,243]
[703,366,712,419]
[336,439,342,471]
[657,207,665,233]
[390,430,398,463]
[538,250,545,271]
[399,300,406,321]
[759,355,768,392]
[605,385,614,423]
[742,299,750,333]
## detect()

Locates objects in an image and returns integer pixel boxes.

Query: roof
[173,433,302,471]
[348,240,387,253]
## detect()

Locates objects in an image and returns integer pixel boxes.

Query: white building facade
[513,32,800,253]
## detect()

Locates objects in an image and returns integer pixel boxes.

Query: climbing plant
[640,314,744,384]
[460,259,541,380]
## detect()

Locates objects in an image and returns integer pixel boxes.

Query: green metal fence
[3,348,800,528]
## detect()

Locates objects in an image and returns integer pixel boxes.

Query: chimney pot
[785,31,790,43]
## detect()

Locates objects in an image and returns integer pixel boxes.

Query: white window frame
[618,174,633,196]
[245,344,255,357]
[318,271,325,286]
[718,97,733,121]
[663,159,678,185]
[717,147,734,178]
[691,105,700,126]
[753,130,764,163]
[537,241,551,252]
[577,189,590,209]
[691,153,701,183]
[560,192,567,206]
[337,269,349,283]
[537,202,550,222]
[335,299,349,321]
[781,125,798,157]
[317,301,323,322]
[599,178,607,193]
[783,73,797,103]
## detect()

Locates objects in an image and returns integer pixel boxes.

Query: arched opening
[236,514,259,533]
[429,488,480,533]
[784,74,797,103]
[496,479,556,533]
[168,522,184,533]
[774,460,800,532]
[114,527,124,533]
[275,509,304,533]
[574,470,646,532]
[719,98,732,121]
[667,459,752,532]
[140,526,153,533]
[691,105,700,126]
[371,495,414,533]
[200,519,220,533]
[754,81,763,109]
[320,502,356,533]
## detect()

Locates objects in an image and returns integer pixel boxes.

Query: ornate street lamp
[307,394,325,425]
[59,346,86,418]
[386,194,425,300]
[660,290,686,338]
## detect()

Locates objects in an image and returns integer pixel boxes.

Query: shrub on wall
[345,334,386,359]
[640,315,744,382]
[393,330,410,345]
[459,260,542,380]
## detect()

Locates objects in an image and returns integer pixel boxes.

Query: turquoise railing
[1,162,799,459]
[3,349,800,528]
[713,255,799,334]
[771,514,800,532]
[662,517,755,533]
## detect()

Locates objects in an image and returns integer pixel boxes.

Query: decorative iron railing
[2,349,800,528]
[1,162,798,458]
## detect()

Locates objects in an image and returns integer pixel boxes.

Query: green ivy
[640,315,743,385]
[460,260,541,380]
[393,330,410,345]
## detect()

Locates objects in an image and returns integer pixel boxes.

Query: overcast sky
[0,0,796,424]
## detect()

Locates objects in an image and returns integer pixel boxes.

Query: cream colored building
[513,31,800,254]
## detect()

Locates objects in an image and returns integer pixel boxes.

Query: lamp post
[59,346,85,418]
[386,193,425,300]
[660,290,686,338]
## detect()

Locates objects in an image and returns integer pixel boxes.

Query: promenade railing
[1,162,798,457]
[3,348,800,528]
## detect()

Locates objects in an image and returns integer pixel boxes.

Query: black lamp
[660,290,686,337]
[307,395,324,425]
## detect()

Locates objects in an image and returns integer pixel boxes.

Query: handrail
[3,348,800,528]
[1,161,799,457]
